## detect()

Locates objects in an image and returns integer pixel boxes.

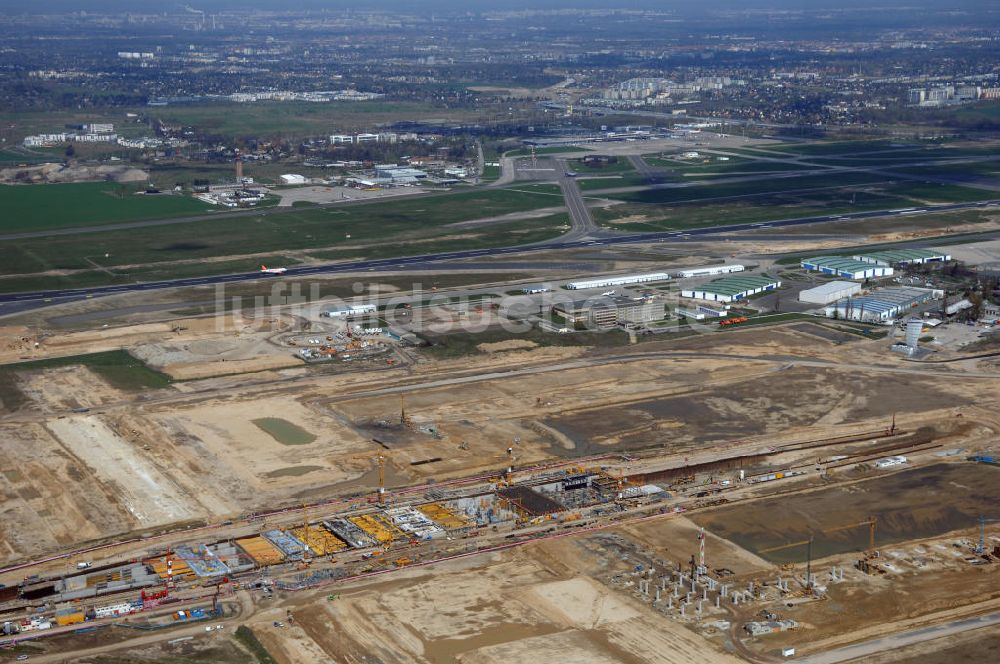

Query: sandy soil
[619,515,774,577]
[261,544,745,664]
[48,415,203,526]
[476,339,539,353]
[0,162,148,184]
[0,319,995,572]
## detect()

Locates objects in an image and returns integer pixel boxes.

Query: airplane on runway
[260,265,288,274]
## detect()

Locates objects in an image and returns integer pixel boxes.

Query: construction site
[0,184,995,662]
[0,283,995,664]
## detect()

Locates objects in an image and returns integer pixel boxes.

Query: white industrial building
[565,272,671,290]
[800,256,893,280]
[798,281,861,305]
[945,299,973,316]
[680,275,781,303]
[676,264,745,279]
[853,248,952,266]
[279,173,308,185]
[321,304,377,318]
[823,287,939,322]
[875,455,907,469]
[23,133,68,147]
[375,166,427,184]
[73,133,118,143]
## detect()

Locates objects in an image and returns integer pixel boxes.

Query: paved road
[628,154,671,184]
[2,198,998,309]
[555,159,600,239]
[793,611,1000,664]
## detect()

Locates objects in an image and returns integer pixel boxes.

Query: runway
[1,198,997,309]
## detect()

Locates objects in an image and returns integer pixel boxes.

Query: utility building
[800,256,893,280]
[798,281,861,305]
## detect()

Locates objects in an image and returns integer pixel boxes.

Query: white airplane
[602,290,617,296]
[260,264,287,275]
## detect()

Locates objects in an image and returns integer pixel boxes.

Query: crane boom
[757,517,878,590]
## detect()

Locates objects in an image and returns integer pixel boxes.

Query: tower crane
[301,501,312,563]
[376,453,387,504]
[976,516,1000,555]
[759,517,877,590]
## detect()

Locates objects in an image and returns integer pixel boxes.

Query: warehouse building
[565,272,670,290]
[676,264,745,279]
[798,281,861,305]
[852,248,951,266]
[823,287,939,322]
[680,275,781,303]
[279,173,308,185]
[800,256,894,280]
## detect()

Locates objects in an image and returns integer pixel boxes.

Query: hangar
[800,256,894,280]
[680,275,782,303]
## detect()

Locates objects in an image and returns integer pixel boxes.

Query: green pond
[252,418,317,446]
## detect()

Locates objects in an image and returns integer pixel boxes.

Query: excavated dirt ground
[0,320,997,566]
[251,542,746,664]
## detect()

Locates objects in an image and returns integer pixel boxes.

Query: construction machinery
[399,394,411,428]
[760,517,877,590]
[976,516,1000,555]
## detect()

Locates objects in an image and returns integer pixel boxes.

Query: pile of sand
[0,162,149,184]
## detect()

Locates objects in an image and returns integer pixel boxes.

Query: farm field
[0,182,216,232]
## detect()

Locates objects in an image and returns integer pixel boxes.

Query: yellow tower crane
[759,517,877,590]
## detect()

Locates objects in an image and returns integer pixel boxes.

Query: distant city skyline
[0,0,993,13]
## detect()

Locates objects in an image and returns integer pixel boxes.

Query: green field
[606,172,891,206]
[148,100,457,137]
[896,162,1000,177]
[578,174,655,191]
[419,324,635,358]
[0,350,170,411]
[0,188,569,292]
[571,157,635,174]
[593,180,994,232]
[765,139,903,156]
[641,153,820,176]
[308,213,570,262]
[0,147,66,163]
[0,182,216,232]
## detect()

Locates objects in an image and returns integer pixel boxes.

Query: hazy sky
[0,0,990,13]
